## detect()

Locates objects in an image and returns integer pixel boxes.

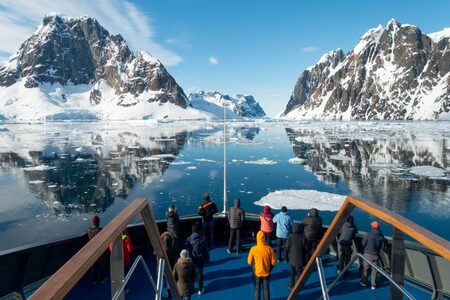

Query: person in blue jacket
[273,206,294,262]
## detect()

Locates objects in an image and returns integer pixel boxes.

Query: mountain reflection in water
[0,121,449,250]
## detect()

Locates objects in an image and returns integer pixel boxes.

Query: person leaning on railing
[302,208,323,261]
[337,215,358,273]
[197,193,218,248]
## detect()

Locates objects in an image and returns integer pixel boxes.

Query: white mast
[223,101,227,213]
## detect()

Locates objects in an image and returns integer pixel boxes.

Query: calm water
[0,120,449,251]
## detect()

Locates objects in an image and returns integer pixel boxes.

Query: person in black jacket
[285,223,306,289]
[338,215,358,272]
[166,204,180,239]
[360,221,385,289]
[197,193,218,247]
[185,222,210,295]
[302,208,323,261]
[227,198,245,253]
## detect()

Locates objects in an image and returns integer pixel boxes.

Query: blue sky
[0,0,449,115]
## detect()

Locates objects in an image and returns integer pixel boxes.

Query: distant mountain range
[282,19,450,120]
[0,14,265,121]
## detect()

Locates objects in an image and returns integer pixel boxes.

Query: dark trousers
[338,244,353,271]
[276,238,288,261]
[228,227,241,252]
[91,252,108,283]
[289,266,303,286]
[264,232,273,246]
[361,253,380,287]
[202,221,214,247]
[195,263,204,291]
[305,239,319,262]
[254,275,270,300]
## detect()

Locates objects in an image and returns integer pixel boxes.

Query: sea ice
[195,158,216,163]
[254,189,346,211]
[409,166,446,178]
[288,157,307,164]
[244,158,278,165]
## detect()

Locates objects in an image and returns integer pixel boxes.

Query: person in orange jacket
[248,231,276,300]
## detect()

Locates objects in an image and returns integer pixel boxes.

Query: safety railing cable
[319,253,415,300]
[112,255,158,300]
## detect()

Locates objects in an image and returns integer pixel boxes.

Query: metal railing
[288,196,450,300]
[320,253,415,300]
[28,199,180,300]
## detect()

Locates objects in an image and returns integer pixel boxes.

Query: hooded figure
[338,215,358,272]
[173,249,196,298]
[248,231,276,300]
[259,206,274,245]
[285,223,306,288]
[227,198,245,253]
[166,204,180,238]
[302,208,323,261]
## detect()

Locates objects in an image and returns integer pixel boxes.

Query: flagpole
[223,101,227,214]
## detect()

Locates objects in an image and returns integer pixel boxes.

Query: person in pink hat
[360,221,385,289]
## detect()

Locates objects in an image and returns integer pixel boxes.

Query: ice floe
[409,166,446,178]
[170,161,191,165]
[254,189,346,211]
[195,158,216,163]
[288,157,307,164]
[244,158,278,165]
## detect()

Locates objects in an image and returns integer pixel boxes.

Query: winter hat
[92,215,100,226]
[264,205,271,214]
[180,249,189,259]
[281,206,287,212]
[168,204,176,212]
[371,221,380,229]
[204,193,210,201]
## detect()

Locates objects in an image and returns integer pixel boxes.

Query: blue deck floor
[65,237,434,300]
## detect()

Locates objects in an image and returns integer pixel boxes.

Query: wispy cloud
[0,0,182,65]
[209,56,219,65]
[302,46,319,53]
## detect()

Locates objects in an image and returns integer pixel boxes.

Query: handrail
[288,196,450,300]
[112,255,157,300]
[320,253,415,300]
[29,198,180,300]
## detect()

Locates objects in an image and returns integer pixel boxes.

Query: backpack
[191,237,207,258]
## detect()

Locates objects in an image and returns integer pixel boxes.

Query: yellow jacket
[247,231,276,277]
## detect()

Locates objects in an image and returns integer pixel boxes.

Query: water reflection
[285,125,450,216]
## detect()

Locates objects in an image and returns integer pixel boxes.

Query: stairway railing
[29,199,180,300]
[287,196,450,300]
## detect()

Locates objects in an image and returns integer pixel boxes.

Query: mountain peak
[386,18,401,29]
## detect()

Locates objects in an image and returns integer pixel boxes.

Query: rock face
[0,14,189,120]
[188,90,266,118]
[283,19,450,120]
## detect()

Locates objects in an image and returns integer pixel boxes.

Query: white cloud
[0,0,182,66]
[302,46,319,53]
[209,56,219,65]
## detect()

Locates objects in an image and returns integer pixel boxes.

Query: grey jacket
[228,198,245,229]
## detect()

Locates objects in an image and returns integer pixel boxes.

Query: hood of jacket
[256,231,265,245]
[292,223,303,234]
[309,208,319,217]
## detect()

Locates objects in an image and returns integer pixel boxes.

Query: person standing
[360,221,385,289]
[160,231,178,269]
[302,208,323,261]
[85,215,107,284]
[285,223,306,289]
[197,193,218,247]
[166,204,180,239]
[227,198,245,254]
[173,249,196,300]
[338,215,358,273]
[247,231,276,300]
[273,206,294,262]
[185,222,209,295]
[109,230,134,273]
[259,206,274,246]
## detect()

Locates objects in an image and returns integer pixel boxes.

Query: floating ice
[195,158,216,163]
[186,166,197,170]
[254,189,346,211]
[170,161,191,165]
[409,166,446,177]
[244,158,278,165]
[23,165,56,171]
[29,180,45,184]
[288,157,307,164]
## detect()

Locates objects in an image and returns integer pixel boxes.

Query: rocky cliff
[188,90,266,118]
[283,19,450,120]
[0,14,193,120]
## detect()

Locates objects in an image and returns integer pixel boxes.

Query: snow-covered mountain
[0,14,212,121]
[282,19,450,120]
[188,90,266,118]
